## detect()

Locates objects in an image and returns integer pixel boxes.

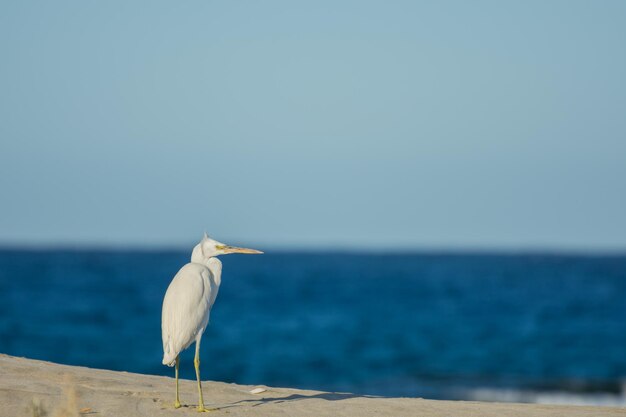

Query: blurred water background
[1,248,624,406]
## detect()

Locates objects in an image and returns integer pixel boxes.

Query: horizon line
[0,241,625,256]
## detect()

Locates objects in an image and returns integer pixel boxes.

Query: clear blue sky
[1,1,625,250]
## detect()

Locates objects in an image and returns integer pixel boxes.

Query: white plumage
[161,260,221,366]
[160,233,262,411]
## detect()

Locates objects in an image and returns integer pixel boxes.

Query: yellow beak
[221,245,263,254]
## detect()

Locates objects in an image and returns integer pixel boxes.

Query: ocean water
[1,249,625,405]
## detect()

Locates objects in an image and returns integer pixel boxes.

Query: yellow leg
[194,341,211,412]
[174,356,181,408]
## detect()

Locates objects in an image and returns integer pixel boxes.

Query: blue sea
[1,249,625,405]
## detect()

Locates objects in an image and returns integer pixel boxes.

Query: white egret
[161,233,262,411]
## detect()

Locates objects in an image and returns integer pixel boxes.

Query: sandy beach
[0,354,623,417]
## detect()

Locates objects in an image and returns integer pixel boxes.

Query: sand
[0,354,623,417]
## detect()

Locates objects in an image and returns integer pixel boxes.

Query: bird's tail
[162,352,176,367]
[162,339,177,367]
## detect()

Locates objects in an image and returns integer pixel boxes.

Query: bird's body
[161,233,261,412]
[161,258,221,366]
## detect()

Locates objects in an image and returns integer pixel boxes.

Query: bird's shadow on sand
[218,392,380,410]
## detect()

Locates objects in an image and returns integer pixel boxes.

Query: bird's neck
[190,249,222,280]
[190,245,205,265]
[206,257,222,288]
[190,246,222,286]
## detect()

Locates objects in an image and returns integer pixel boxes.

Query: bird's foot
[174,400,181,409]
[197,405,214,412]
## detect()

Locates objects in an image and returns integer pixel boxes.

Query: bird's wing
[161,263,213,365]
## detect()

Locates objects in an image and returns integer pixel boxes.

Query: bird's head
[191,232,263,261]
